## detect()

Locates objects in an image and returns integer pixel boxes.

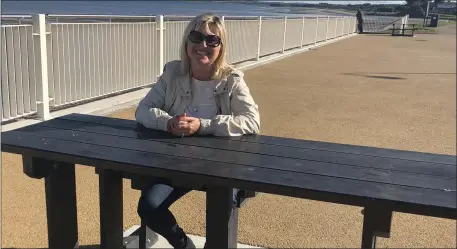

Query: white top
[185,77,220,119]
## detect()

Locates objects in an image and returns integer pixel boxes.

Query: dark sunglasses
[188,30,221,47]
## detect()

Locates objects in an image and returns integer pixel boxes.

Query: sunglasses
[188,30,221,47]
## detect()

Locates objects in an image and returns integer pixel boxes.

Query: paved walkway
[2,25,456,248]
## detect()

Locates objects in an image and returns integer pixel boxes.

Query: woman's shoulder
[225,67,246,86]
[229,67,244,78]
[163,60,182,73]
[221,66,250,94]
[224,66,244,82]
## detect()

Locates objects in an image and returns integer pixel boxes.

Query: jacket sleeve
[198,76,260,137]
[135,66,173,132]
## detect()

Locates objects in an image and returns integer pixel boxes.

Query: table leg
[44,161,79,249]
[361,226,376,249]
[205,186,238,249]
[361,206,393,249]
[139,218,147,249]
[99,169,123,249]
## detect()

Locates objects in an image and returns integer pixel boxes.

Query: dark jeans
[357,22,363,33]
[137,178,238,248]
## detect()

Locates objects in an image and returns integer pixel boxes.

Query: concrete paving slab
[123,225,262,249]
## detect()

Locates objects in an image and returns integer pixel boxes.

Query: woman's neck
[191,65,213,81]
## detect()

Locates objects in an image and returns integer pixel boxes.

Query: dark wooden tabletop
[1,113,456,219]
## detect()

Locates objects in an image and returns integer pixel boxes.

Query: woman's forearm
[135,104,173,132]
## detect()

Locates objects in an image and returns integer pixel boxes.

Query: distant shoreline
[0,0,358,17]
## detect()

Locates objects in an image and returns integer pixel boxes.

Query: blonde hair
[179,13,234,79]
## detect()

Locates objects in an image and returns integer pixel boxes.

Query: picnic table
[390,23,419,36]
[1,113,456,249]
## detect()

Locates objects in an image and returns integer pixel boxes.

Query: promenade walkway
[2,25,456,248]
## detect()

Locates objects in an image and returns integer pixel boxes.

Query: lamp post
[423,1,433,27]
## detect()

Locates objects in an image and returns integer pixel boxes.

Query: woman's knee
[137,196,149,218]
[137,183,175,218]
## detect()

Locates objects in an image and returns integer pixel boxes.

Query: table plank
[43,117,456,178]
[15,124,456,191]
[226,135,457,164]
[2,130,455,219]
[60,113,456,165]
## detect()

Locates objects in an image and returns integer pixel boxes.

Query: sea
[2,1,405,16]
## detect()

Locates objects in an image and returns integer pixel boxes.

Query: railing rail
[1,14,361,122]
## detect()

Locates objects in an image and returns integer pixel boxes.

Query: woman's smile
[194,49,210,57]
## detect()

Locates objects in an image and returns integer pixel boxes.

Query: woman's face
[186,23,221,69]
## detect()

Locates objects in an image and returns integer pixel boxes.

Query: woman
[135,13,260,248]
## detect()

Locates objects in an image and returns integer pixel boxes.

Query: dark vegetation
[266,0,456,18]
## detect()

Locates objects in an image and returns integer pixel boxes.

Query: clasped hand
[167,113,201,137]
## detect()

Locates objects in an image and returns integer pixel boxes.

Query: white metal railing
[164,21,189,64]
[260,18,285,57]
[48,22,160,108]
[285,18,302,50]
[317,17,327,42]
[225,19,258,64]
[1,25,38,121]
[1,14,358,122]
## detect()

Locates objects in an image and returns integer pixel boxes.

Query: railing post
[221,16,225,24]
[343,17,346,35]
[300,16,305,48]
[342,17,345,36]
[314,17,319,45]
[345,17,348,35]
[351,17,354,34]
[344,17,351,35]
[282,16,287,53]
[256,16,262,61]
[325,16,330,41]
[354,17,357,33]
[335,17,338,37]
[32,14,51,121]
[352,17,357,34]
[158,15,164,74]
[351,17,354,33]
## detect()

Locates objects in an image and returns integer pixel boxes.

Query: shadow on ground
[342,73,406,80]
[4,247,101,249]
[344,72,455,75]
[360,34,391,36]
[342,72,457,80]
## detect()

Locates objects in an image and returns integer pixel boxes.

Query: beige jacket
[135,60,260,136]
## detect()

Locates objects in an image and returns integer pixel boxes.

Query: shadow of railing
[342,72,456,80]
[342,73,406,80]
